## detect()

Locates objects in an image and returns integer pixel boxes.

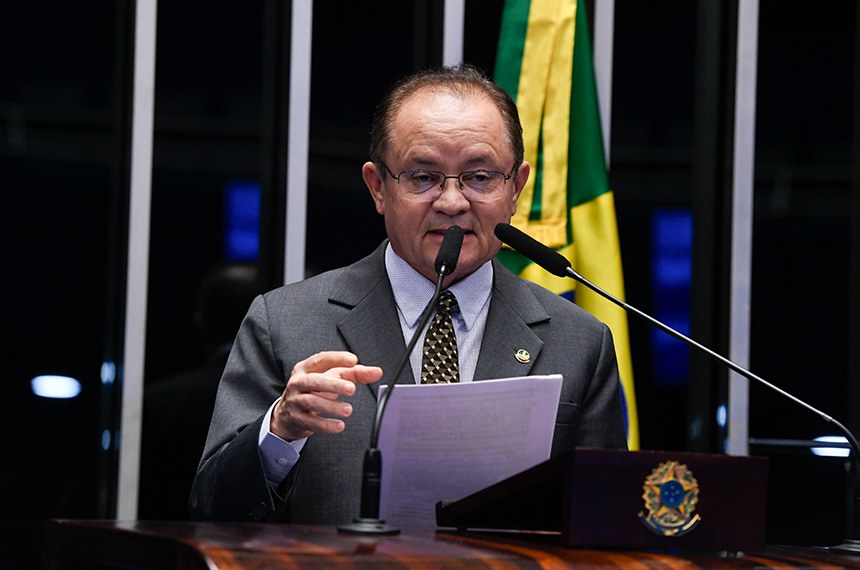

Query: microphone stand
[339,225,462,535]
[337,270,446,535]
[563,264,860,554]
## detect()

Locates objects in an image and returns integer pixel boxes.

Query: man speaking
[189,64,627,524]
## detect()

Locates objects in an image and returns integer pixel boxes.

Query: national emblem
[638,460,702,537]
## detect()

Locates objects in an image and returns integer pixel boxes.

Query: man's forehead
[386,91,510,164]
[397,87,492,116]
[391,92,504,140]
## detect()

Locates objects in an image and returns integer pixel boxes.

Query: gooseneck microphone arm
[494,222,860,551]
[338,225,464,536]
[371,225,463,450]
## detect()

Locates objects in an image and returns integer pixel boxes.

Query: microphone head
[494,223,570,277]
[435,225,464,276]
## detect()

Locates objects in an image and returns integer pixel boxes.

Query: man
[189,64,627,524]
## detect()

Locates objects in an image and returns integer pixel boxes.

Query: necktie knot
[437,289,457,314]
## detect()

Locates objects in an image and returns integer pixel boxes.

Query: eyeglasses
[379,162,516,202]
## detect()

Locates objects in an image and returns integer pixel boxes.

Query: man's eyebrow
[403,152,502,172]
[400,157,441,170]
[456,154,500,172]
[409,159,437,168]
[403,154,500,170]
[462,155,498,169]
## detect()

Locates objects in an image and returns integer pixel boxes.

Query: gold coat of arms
[639,460,702,537]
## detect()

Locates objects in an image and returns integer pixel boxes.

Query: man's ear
[510,161,530,215]
[362,162,386,215]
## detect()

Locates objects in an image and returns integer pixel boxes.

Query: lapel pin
[515,349,530,363]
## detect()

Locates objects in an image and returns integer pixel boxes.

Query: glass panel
[751,0,852,440]
[609,0,699,452]
[0,1,127,564]
[139,0,440,521]
[138,2,266,520]
[306,1,425,274]
[749,0,854,546]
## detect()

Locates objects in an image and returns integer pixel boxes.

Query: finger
[286,371,360,398]
[292,392,354,419]
[272,407,346,440]
[328,364,384,385]
[292,351,359,375]
[286,364,383,399]
[294,414,347,436]
[309,390,342,402]
[272,393,353,440]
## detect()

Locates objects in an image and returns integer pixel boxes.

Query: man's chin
[443,257,484,284]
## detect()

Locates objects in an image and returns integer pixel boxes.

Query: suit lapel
[474,260,549,381]
[331,250,549,392]
[331,243,415,399]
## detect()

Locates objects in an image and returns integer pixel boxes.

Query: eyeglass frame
[377,161,518,201]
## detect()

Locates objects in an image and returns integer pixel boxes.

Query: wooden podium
[436,448,769,552]
[45,520,860,569]
[44,450,789,569]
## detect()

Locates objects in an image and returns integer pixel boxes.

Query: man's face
[363,89,530,285]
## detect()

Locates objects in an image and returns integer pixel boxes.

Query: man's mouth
[430,227,473,236]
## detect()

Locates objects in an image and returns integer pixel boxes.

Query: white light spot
[811,436,850,458]
[31,375,81,399]
[716,404,727,428]
[101,361,116,384]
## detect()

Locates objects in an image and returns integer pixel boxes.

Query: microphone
[494,222,860,553]
[338,225,463,535]
[435,225,464,276]
[494,221,570,277]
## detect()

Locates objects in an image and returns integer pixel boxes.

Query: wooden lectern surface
[45,520,860,570]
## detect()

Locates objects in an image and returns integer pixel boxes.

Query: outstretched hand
[271,351,383,441]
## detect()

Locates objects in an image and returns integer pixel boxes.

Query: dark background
[1,0,857,564]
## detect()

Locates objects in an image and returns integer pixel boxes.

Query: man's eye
[463,171,495,185]
[408,171,440,185]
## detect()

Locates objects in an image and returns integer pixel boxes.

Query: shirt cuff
[258,399,307,488]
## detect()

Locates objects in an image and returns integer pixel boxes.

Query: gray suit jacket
[189,242,627,523]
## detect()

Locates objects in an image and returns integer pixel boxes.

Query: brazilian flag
[495,0,639,449]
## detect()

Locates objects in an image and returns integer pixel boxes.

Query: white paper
[376,374,563,528]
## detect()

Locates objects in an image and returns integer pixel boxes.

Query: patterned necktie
[421,290,460,384]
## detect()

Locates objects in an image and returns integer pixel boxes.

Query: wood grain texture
[44,520,860,570]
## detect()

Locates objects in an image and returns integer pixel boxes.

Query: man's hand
[271,351,383,441]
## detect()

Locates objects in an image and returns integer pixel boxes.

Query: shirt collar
[385,243,493,331]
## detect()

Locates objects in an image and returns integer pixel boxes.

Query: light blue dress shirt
[257,244,494,487]
[384,243,493,384]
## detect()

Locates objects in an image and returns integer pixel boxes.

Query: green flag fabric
[495,0,639,449]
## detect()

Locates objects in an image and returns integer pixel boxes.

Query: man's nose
[434,177,470,211]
